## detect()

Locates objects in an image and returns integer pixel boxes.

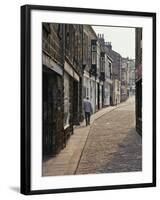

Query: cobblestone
[76,98,142,174]
[43,97,142,176]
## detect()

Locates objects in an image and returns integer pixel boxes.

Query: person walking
[83,97,93,126]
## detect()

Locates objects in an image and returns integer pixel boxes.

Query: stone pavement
[42,97,142,176]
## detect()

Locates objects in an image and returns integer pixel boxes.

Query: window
[92,52,97,65]
[92,45,97,51]
[64,73,70,127]
[101,57,105,72]
[91,41,97,66]
[109,62,112,78]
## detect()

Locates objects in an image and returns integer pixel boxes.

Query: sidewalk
[42,99,133,176]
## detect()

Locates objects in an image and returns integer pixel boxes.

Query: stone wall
[42,23,84,158]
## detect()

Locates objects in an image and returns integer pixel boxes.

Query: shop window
[64,73,70,127]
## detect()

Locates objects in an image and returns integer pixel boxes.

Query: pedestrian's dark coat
[83,99,93,113]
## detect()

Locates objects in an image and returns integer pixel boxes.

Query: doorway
[43,68,63,159]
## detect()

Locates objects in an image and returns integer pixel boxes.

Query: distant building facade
[121,57,129,102]
[105,42,122,81]
[98,35,113,107]
[112,79,121,105]
[105,42,122,105]
[128,59,135,96]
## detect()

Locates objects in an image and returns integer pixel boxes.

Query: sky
[92,26,135,59]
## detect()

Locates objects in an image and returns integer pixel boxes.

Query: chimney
[105,42,112,50]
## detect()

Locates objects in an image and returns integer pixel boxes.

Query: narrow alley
[43,97,142,176]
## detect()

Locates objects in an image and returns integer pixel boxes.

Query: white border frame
[30,9,153,191]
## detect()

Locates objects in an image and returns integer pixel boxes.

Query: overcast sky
[92,26,135,59]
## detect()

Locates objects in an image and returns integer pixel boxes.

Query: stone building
[63,24,84,137]
[42,23,64,158]
[112,79,121,105]
[98,34,113,107]
[42,23,83,158]
[135,28,142,135]
[102,55,113,106]
[82,26,103,113]
[105,42,122,81]
[105,42,122,105]
[121,57,129,102]
[128,59,135,96]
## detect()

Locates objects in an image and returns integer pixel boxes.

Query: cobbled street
[43,97,142,176]
[75,97,142,174]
